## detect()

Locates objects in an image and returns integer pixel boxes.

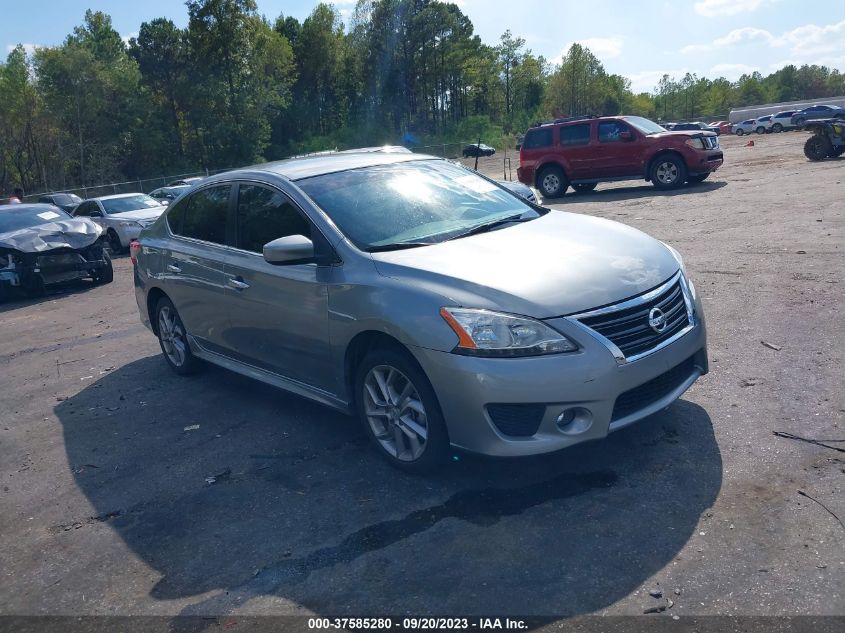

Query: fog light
[556,410,576,426]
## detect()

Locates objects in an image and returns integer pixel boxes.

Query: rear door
[160,184,233,353]
[593,120,643,177]
[557,123,597,179]
[221,182,334,393]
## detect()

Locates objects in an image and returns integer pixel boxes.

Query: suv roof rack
[529,115,598,129]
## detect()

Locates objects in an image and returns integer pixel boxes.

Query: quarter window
[560,124,590,146]
[523,128,553,149]
[236,184,311,253]
[176,185,231,244]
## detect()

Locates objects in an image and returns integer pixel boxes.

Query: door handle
[227,277,250,290]
[167,264,182,274]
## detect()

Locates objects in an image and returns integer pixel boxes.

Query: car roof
[204,152,437,183]
[1,203,69,213]
[88,192,148,201]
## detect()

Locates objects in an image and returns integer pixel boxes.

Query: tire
[772,123,783,133]
[355,346,449,473]
[804,135,833,161]
[537,165,568,198]
[572,183,597,193]
[687,173,710,184]
[735,128,744,136]
[650,154,687,190]
[794,118,805,127]
[107,229,124,254]
[154,296,201,375]
[756,126,765,134]
[93,249,113,285]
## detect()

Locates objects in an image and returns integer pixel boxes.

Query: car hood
[108,207,165,221]
[651,129,716,138]
[0,217,103,253]
[371,211,679,318]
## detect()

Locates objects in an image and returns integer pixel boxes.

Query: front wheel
[756,126,766,134]
[355,347,449,473]
[93,249,113,284]
[651,155,687,190]
[572,183,597,193]
[735,128,744,136]
[537,165,568,198]
[804,135,833,161]
[772,123,783,133]
[155,297,201,375]
[107,230,124,254]
[794,118,806,127]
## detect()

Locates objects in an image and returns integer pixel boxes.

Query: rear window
[560,124,590,146]
[522,128,553,149]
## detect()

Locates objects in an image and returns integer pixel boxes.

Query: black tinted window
[523,128,552,149]
[560,124,590,146]
[236,185,310,253]
[178,185,230,244]
[74,202,95,216]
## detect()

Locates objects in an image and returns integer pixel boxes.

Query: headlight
[664,243,696,300]
[119,221,142,228]
[440,307,578,357]
[684,137,705,150]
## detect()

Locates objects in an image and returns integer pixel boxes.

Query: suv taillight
[129,239,142,265]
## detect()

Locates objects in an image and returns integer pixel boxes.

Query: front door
[221,183,334,394]
[593,120,644,177]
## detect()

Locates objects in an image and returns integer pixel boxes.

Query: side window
[74,202,92,216]
[598,121,629,142]
[236,184,311,254]
[178,185,231,244]
[523,128,553,149]
[560,124,590,146]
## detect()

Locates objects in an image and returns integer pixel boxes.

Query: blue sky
[4,0,845,93]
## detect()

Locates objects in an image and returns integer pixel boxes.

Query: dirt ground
[0,130,843,623]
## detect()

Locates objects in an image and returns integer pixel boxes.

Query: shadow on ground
[55,354,720,616]
[549,180,727,205]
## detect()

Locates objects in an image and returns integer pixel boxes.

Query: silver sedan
[133,153,708,472]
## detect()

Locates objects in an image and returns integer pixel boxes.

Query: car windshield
[297,160,541,251]
[101,195,162,214]
[623,116,667,135]
[0,207,70,233]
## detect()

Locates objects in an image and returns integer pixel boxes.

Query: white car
[769,111,798,133]
[755,115,774,134]
[733,119,757,136]
[72,193,166,252]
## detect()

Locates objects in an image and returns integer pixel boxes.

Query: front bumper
[1,248,109,289]
[687,148,723,177]
[411,294,708,457]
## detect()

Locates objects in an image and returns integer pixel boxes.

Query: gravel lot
[1,131,842,621]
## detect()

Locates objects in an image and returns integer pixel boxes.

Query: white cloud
[6,43,37,57]
[626,68,689,94]
[681,19,845,68]
[121,32,138,46]
[710,63,757,79]
[551,36,624,65]
[693,0,774,17]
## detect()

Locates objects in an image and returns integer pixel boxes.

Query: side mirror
[263,235,314,264]
[619,131,633,141]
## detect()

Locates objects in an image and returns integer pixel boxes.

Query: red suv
[517,115,723,197]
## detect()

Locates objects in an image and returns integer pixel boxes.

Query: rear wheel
[355,347,449,473]
[537,165,568,198]
[687,173,710,184]
[794,117,806,127]
[756,126,766,134]
[804,135,833,161]
[107,229,123,254]
[572,183,597,193]
[651,155,687,190]
[772,123,783,133]
[735,128,744,136]
[155,297,201,375]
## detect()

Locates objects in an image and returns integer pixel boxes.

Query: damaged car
[0,204,113,302]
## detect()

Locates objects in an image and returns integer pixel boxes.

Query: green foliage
[1,0,844,195]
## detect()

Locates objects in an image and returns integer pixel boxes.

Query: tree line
[1,0,843,196]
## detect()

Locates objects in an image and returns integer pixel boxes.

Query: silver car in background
[73,193,166,253]
[132,153,708,472]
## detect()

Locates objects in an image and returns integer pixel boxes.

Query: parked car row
[734,104,845,135]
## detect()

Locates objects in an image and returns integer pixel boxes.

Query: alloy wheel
[158,305,187,367]
[655,161,679,185]
[363,365,428,462]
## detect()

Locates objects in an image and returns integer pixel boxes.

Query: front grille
[36,252,84,269]
[704,136,719,149]
[578,278,690,360]
[487,403,545,437]
[612,356,696,422]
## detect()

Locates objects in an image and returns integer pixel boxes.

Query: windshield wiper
[449,213,531,240]
[365,241,434,253]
